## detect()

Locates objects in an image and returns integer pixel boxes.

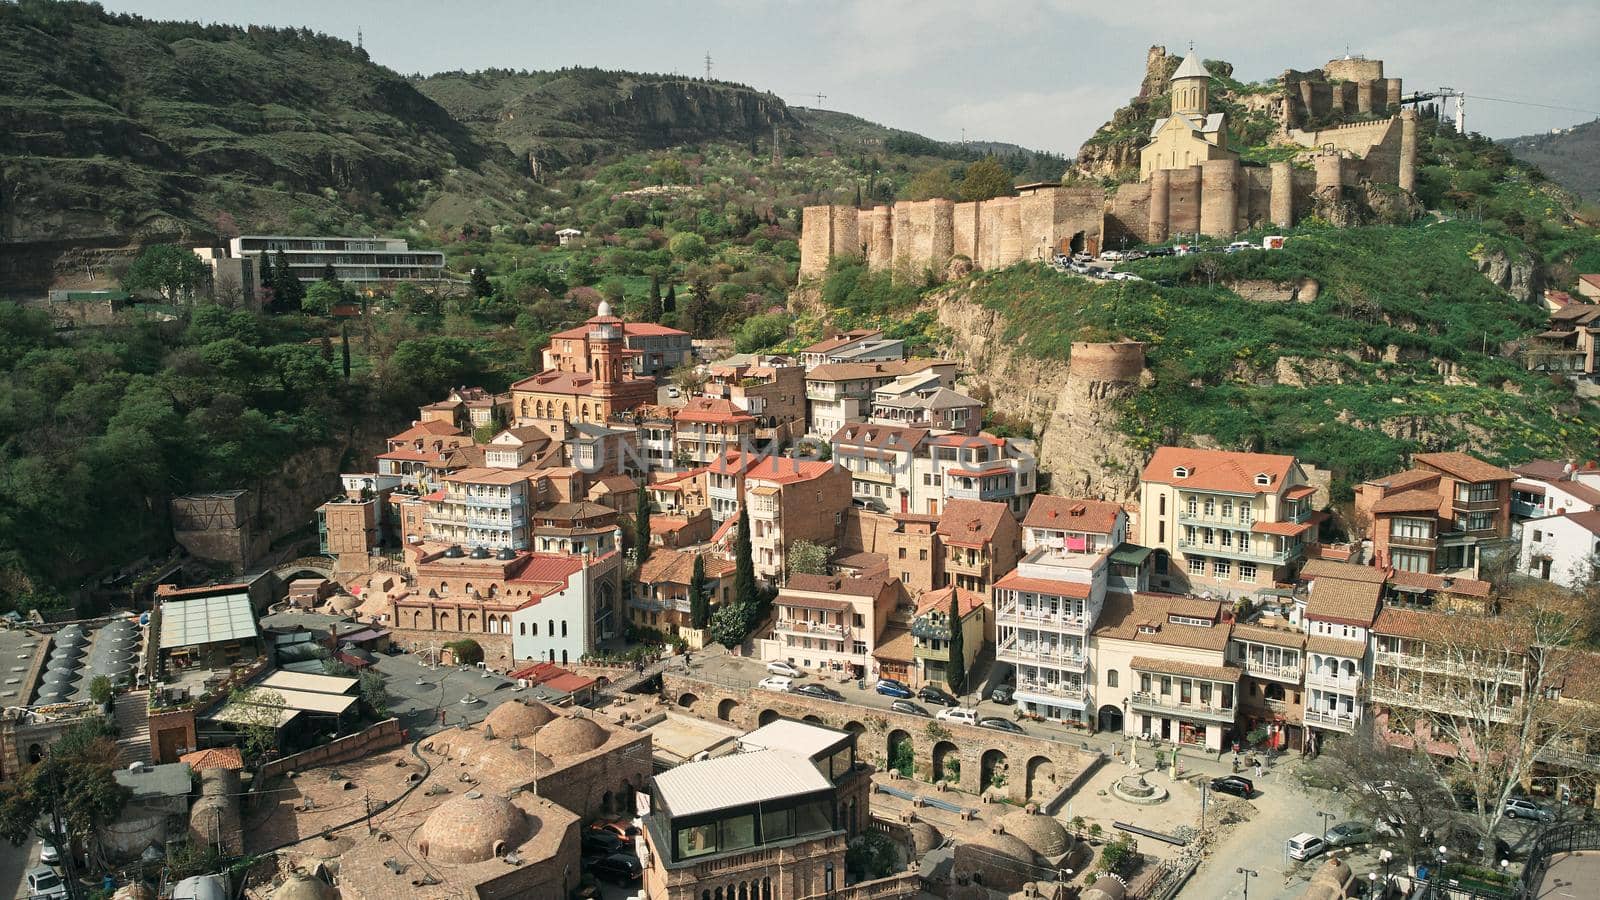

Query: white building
[1521,511,1600,588]
[1089,592,1237,751]
[915,434,1037,517]
[1511,460,1600,520]
[1295,560,1384,741]
[509,554,597,667]
[993,497,1125,724]
[227,235,445,283]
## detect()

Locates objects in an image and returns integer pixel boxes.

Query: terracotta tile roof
[637,549,734,586]
[1141,446,1299,495]
[777,593,852,612]
[744,456,838,485]
[1385,569,1492,598]
[1231,624,1306,649]
[442,466,535,486]
[936,499,1012,546]
[390,420,464,441]
[180,747,244,771]
[1567,509,1600,535]
[1167,596,1225,619]
[509,554,586,589]
[1368,468,1440,491]
[1092,592,1229,651]
[1371,487,1444,515]
[1300,558,1387,584]
[508,370,601,394]
[833,551,890,573]
[831,422,930,452]
[1546,289,1574,307]
[551,321,689,339]
[926,432,1005,448]
[802,329,881,355]
[675,397,757,425]
[994,572,1093,599]
[1023,496,1123,535]
[1578,274,1600,290]
[873,626,915,662]
[1307,636,1367,659]
[784,571,891,599]
[1129,656,1242,682]
[914,585,985,619]
[1413,452,1517,483]
[1370,606,1447,640]
[805,358,947,383]
[1303,578,1382,626]
[1284,485,1318,500]
[1251,520,1314,536]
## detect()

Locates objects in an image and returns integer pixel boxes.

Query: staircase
[114,690,152,766]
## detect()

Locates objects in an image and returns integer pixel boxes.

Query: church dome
[272,874,336,900]
[417,792,529,863]
[1001,806,1071,859]
[535,714,608,756]
[484,699,555,738]
[1172,50,1209,80]
[596,299,613,318]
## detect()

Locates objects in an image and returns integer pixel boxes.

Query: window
[1160,676,1172,695]
[1213,559,1231,577]
[1106,669,1119,688]
[530,622,538,636]
[1200,683,1212,704]
[1180,681,1192,703]
[919,548,928,560]
[1255,473,1271,486]
[676,822,719,859]
[561,620,568,637]
[1203,498,1216,516]
[1159,494,1167,515]
[1173,466,1189,479]
[1187,556,1205,575]
[1186,497,1198,516]
[1220,530,1232,548]
[898,547,907,559]
[1158,521,1166,544]
[1221,499,1233,518]
[1239,562,1257,583]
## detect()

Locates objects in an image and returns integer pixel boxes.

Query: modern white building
[1520,510,1600,588]
[915,433,1037,517]
[509,554,597,667]
[1511,460,1600,520]
[227,235,446,283]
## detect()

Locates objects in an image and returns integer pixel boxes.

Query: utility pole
[770,122,783,167]
[704,51,712,80]
[356,27,363,50]
[813,92,827,107]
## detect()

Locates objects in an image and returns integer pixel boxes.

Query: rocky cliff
[932,287,1148,500]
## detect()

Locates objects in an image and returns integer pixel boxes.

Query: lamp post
[1237,867,1258,900]
[1317,809,1335,843]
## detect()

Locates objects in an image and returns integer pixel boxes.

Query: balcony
[1177,511,1255,529]
[1129,691,1237,724]
[456,493,521,508]
[1535,745,1600,775]
[995,605,1090,633]
[1240,659,1303,683]
[775,619,849,640]
[1372,649,1523,682]
[1452,495,1502,512]
[1304,708,1359,732]
[1016,678,1086,700]
[1177,539,1293,565]
[1367,681,1517,723]
[1305,670,1362,693]
[1387,532,1437,550]
[997,637,1087,670]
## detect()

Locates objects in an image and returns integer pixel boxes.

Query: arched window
[562,649,569,665]
[1106,669,1119,688]
[561,620,568,638]
[531,622,538,636]
[548,619,555,636]
[520,623,526,636]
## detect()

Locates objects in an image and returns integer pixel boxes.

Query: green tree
[959,157,1015,202]
[271,249,304,312]
[470,267,494,299]
[663,283,677,313]
[633,478,652,567]
[946,593,967,695]
[733,503,757,611]
[302,280,343,316]
[358,670,388,718]
[733,312,790,353]
[648,273,663,319]
[123,244,209,301]
[902,166,957,201]
[0,721,129,879]
[257,252,276,309]
[786,540,830,578]
[226,687,288,764]
[668,232,709,262]
[88,675,113,705]
[689,553,710,629]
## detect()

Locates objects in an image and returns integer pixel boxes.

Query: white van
[1286,832,1327,861]
[757,676,793,693]
[935,707,978,725]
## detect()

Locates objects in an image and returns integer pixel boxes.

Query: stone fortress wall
[801,54,1419,279]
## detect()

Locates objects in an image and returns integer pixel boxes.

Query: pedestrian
[1255,762,1263,779]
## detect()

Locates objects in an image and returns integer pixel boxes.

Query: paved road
[1178,772,1357,900]
[0,838,31,900]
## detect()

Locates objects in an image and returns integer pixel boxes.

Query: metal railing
[1520,821,1600,899]
[775,619,849,638]
[1303,708,1358,730]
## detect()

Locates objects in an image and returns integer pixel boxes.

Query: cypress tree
[649,273,662,319]
[733,504,756,611]
[689,553,709,629]
[946,591,967,695]
[257,253,274,310]
[663,283,677,313]
[273,249,303,312]
[633,479,652,567]
[340,322,351,380]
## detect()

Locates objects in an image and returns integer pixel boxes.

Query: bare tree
[1372,584,1599,862]
[1321,719,1454,867]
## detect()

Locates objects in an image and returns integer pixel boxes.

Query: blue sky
[105,0,1600,153]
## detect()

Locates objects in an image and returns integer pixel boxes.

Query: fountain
[1110,771,1168,805]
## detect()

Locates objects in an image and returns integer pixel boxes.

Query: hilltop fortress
[801,47,1418,279]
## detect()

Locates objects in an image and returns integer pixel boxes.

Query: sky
[104,0,1600,154]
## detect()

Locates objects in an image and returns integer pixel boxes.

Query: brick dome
[417,792,529,863]
[272,874,336,900]
[1001,807,1071,859]
[535,714,607,756]
[967,822,1033,862]
[484,700,555,738]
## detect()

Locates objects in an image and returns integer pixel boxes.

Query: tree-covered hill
[1504,119,1600,204]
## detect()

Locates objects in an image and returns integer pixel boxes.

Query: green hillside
[1504,119,1600,204]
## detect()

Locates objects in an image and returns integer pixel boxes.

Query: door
[1161,718,1172,741]
[900,492,908,514]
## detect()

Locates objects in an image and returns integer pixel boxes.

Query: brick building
[1354,451,1516,576]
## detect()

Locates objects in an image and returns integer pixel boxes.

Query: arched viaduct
[662,673,1099,806]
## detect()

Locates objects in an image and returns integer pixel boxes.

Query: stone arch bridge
[662,673,1101,806]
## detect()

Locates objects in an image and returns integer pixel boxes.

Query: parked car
[766,661,803,678]
[581,830,626,858]
[1099,250,1125,261]
[589,852,643,883]
[1286,832,1327,861]
[1504,797,1554,822]
[1326,822,1375,848]
[990,684,1014,704]
[918,685,958,706]
[874,678,913,699]
[38,842,60,866]
[935,707,978,725]
[26,866,66,900]
[665,386,681,398]
[978,717,1025,734]
[890,699,931,718]
[1149,246,1175,256]
[588,821,638,844]
[758,676,793,692]
[793,683,844,702]
[1209,775,1254,799]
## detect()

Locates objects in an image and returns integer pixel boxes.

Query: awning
[1110,543,1154,566]
[1015,691,1086,711]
